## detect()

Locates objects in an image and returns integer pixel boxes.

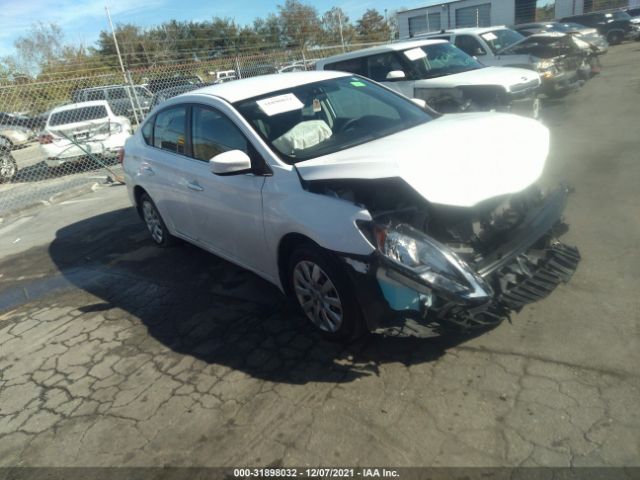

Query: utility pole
[105,3,140,125]
[338,10,346,52]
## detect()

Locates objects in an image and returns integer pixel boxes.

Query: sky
[0,0,430,58]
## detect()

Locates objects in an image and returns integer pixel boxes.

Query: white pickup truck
[316,38,542,118]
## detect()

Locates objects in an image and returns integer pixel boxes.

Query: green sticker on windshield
[350,81,366,87]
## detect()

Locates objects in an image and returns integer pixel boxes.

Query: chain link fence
[0,43,374,218]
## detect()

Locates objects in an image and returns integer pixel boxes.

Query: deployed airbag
[272,120,332,153]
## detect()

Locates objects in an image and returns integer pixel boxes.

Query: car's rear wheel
[140,193,175,247]
[288,244,365,342]
[0,152,17,183]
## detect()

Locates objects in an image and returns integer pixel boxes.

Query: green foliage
[356,9,392,43]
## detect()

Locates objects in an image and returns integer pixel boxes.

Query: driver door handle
[187,181,204,192]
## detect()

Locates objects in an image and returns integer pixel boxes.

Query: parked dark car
[146,75,203,94]
[513,21,609,54]
[559,11,637,45]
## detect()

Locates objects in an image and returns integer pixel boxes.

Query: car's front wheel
[288,244,365,341]
[607,31,623,45]
[140,193,175,247]
[0,152,17,183]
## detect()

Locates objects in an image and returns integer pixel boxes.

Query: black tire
[139,193,176,247]
[0,136,12,152]
[287,243,366,342]
[0,152,17,183]
[607,31,623,45]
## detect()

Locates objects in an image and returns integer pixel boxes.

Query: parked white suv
[316,39,541,117]
[39,100,132,170]
[123,71,579,340]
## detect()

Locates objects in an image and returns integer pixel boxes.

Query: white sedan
[123,71,579,340]
[39,100,132,169]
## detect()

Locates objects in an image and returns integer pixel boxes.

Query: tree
[321,7,355,46]
[356,9,391,43]
[277,0,321,48]
[3,22,65,77]
[253,14,283,50]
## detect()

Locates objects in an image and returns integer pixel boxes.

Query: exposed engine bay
[414,85,529,114]
[308,177,580,333]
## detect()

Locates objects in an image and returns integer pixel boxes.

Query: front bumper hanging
[342,186,581,334]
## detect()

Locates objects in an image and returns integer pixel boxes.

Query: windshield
[234,76,432,164]
[49,106,108,126]
[607,11,631,21]
[406,43,483,79]
[480,29,525,53]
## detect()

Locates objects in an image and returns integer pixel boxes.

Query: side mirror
[474,47,487,56]
[209,149,252,175]
[386,70,407,81]
[411,98,428,109]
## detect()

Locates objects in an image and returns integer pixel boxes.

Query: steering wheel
[339,117,364,133]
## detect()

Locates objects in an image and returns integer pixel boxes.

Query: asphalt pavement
[0,43,638,469]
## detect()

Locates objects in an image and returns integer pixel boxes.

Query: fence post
[125,70,142,127]
[235,56,242,79]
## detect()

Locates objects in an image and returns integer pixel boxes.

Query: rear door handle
[187,181,204,192]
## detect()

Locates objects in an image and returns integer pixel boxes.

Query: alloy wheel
[142,200,164,244]
[293,260,343,333]
[0,154,17,182]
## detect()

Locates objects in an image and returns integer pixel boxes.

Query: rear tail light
[117,148,125,165]
[38,134,53,144]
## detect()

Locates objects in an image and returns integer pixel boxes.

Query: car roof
[317,39,447,65]
[76,85,127,91]
[50,100,110,113]
[515,22,557,28]
[187,71,350,103]
[421,26,510,36]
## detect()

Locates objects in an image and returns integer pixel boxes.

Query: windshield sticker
[482,32,498,41]
[350,81,366,87]
[404,47,427,61]
[312,98,322,113]
[256,93,304,117]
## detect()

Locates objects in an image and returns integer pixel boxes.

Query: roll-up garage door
[455,3,491,28]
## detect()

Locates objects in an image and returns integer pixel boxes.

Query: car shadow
[48,207,486,385]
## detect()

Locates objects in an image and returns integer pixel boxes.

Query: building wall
[397,0,609,39]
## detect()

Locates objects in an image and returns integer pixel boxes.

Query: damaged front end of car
[308,178,580,334]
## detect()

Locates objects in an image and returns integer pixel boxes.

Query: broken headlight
[536,60,559,78]
[371,223,492,301]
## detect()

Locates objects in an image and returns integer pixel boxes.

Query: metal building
[397,0,638,39]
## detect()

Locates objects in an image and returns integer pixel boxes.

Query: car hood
[295,113,549,208]
[415,66,540,89]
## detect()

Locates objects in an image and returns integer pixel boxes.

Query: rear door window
[455,35,487,56]
[107,88,127,100]
[153,107,187,154]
